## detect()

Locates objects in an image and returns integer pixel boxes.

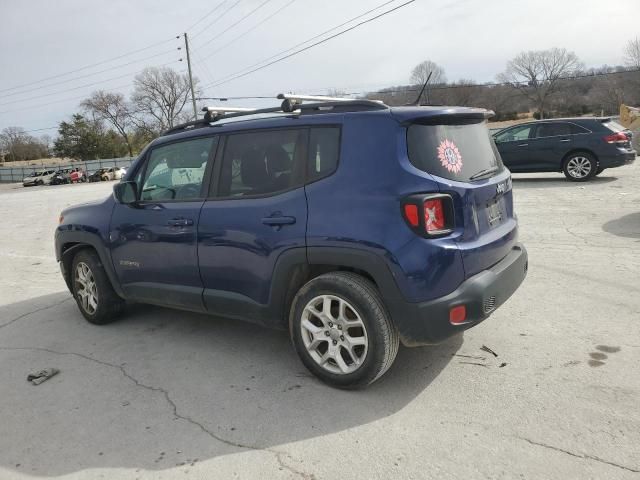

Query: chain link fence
[0,157,135,183]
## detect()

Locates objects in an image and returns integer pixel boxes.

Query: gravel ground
[0,163,639,479]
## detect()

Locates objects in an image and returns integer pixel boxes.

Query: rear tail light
[603,132,628,144]
[401,194,455,237]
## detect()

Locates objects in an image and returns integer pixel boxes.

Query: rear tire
[290,272,399,389]
[71,249,124,325]
[563,152,597,182]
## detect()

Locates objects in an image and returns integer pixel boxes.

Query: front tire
[563,153,597,182]
[71,249,123,325]
[290,272,399,389]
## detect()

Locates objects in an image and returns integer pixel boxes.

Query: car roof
[498,117,613,129]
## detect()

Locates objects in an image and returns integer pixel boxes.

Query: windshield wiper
[469,166,499,181]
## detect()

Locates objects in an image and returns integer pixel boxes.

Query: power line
[199,0,298,63]
[0,37,176,94]
[190,0,244,40]
[185,0,227,34]
[193,67,640,102]
[0,83,134,116]
[201,0,396,86]
[201,0,416,90]
[195,0,273,50]
[0,60,181,108]
[0,48,177,101]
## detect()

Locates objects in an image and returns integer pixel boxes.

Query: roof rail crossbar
[277,93,385,112]
[161,94,389,136]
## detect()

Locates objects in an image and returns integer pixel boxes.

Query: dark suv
[55,95,528,388]
[494,117,635,181]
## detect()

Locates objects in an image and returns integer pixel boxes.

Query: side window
[217,129,307,197]
[495,125,534,143]
[308,127,340,182]
[570,123,590,134]
[536,123,572,137]
[140,136,216,201]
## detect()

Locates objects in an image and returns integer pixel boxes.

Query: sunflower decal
[437,139,463,174]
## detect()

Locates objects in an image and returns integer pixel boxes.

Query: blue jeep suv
[55,95,528,388]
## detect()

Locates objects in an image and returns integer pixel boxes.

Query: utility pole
[183,32,198,121]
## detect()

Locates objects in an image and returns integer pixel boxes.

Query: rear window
[407,121,503,181]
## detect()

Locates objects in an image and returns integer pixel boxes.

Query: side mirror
[113,181,138,204]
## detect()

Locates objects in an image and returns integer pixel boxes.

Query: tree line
[371,38,640,121]
[1,37,639,163]
[0,66,197,163]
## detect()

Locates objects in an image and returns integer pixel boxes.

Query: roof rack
[161,93,388,136]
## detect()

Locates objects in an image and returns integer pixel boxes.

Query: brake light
[403,204,419,227]
[401,194,454,237]
[603,132,628,144]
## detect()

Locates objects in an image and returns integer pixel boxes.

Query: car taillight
[401,194,455,237]
[603,132,628,144]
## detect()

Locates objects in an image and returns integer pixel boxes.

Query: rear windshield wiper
[469,166,499,181]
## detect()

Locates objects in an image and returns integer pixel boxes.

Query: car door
[109,135,218,311]
[493,124,535,171]
[529,122,574,170]
[198,127,309,326]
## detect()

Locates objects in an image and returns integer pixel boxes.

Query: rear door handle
[262,216,296,226]
[517,143,528,147]
[167,218,194,227]
[559,139,571,142]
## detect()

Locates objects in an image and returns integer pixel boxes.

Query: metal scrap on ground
[27,368,59,385]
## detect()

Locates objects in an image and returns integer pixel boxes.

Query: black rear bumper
[599,151,636,169]
[388,243,528,346]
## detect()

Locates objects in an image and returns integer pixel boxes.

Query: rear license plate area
[486,198,504,228]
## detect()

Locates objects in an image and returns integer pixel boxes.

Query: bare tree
[498,48,583,119]
[624,37,640,69]
[81,91,134,157]
[438,79,479,107]
[131,67,197,132]
[410,60,446,86]
[0,127,27,161]
[0,126,48,161]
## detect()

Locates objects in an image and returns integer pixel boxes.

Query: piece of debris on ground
[480,345,499,357]
[27,368,59,385]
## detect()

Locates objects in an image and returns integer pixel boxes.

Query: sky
[0,0,638,136]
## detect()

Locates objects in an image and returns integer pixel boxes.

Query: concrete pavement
[0,164,638,479]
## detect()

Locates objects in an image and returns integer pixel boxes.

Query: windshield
[407,121,504,181]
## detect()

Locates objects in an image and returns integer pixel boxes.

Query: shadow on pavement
[602,211,640,239]
[0,292,461,476]
[511,175,618,188]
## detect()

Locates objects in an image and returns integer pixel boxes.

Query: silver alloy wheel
[75,262,98,315]
[567,156,592,178]
[300,294,369,375]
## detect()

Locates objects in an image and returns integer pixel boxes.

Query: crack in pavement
[517,437,640,474]
[0,297,72,330]
[0,346,314,479]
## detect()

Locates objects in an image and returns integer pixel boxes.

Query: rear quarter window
[407,121,503,182]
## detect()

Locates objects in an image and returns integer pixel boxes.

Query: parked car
[88,168,108,182]
[50,169,71,185]
[70,167,86,183]
[22,170,56,187]
[55,95,528,388]
[101,167,127,181]
[493,117,636,181]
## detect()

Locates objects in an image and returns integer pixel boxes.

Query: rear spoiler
[391,107,494,126]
